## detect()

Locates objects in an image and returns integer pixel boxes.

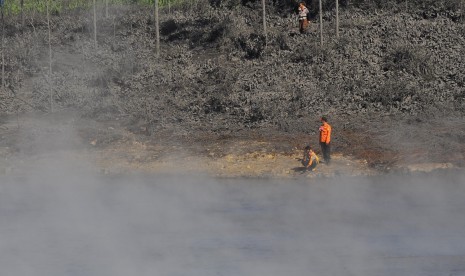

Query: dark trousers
[320,142,331,164]
[299,19,308,34]
[301,158,318,171]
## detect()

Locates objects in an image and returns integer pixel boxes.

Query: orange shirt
[319,122,331,144]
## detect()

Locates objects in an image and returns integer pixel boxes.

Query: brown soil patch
[0,113,462,178]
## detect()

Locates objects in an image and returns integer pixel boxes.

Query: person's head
[305,145,312,151]
[299,1,305,7]
[321,116,328,122]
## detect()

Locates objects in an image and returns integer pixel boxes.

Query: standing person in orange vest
[297,2,310,34]
[319,116,332,164]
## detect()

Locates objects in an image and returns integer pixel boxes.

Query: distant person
[319,116,332,164]
[302,145,319,171]
[297,2,310,34]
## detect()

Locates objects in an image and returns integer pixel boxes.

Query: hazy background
[1,114,464,276]
[1,161,465,276]
[0,1,464,275]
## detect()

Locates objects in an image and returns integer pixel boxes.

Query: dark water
[1,168,465,276]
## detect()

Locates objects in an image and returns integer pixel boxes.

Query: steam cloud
[1,166,465,275]
[1,118,465,275]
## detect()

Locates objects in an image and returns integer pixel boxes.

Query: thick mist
[1,115,465,276]
[1,164,465,276]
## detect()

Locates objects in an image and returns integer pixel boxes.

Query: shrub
[291,42,330,64]
[384,44,434,79]
[236,33,266,59]
[366,79,419,110]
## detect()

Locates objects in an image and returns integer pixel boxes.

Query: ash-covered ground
[0,0,464,170]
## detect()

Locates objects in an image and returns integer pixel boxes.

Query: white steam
[1,170,465,276]
[1,116,465,276]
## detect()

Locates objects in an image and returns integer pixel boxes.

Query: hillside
[0,1,464,170]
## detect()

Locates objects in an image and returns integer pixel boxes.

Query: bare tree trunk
[460,0,465,22]
[93,0,97,48]
[319,0,323,46]
[21,0,24,28]
[262,0,267,45]
[461,0,464,22]
[47,0,53,112]
[155,0,160,57]
[1,5,4,89]
[336,0,339,38]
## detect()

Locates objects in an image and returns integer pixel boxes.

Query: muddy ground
[0,2,464,176]
[0,112,372,178]
[0,111,461,178]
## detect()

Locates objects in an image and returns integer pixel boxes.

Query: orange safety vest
[319,122,331,143]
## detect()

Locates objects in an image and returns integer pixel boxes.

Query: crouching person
[302,145,319,171]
